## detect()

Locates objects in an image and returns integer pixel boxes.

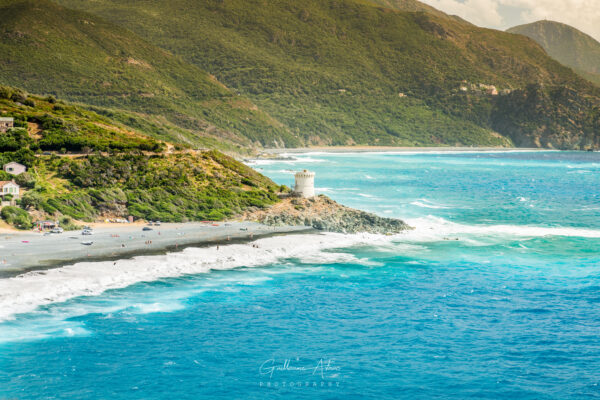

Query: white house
[0,180,20,199]
[0,117,13,133]
[3,162,26,176]
[294,170,315,198]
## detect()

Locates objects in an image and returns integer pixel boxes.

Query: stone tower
[294,170,315,198]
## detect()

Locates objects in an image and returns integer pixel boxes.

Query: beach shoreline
[0,221,314,278]
[0,230,389,322]
[261,146,550,154]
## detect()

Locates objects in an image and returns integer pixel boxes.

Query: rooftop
[0,180,17,188]
[0,117,14,122]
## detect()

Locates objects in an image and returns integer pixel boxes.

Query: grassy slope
[508,21,600,86]
[57,0,600,149]
[0,85,166,153]
[33,150,281,223]
[0,0,298,150]
[0,87,282,227]
[367,0,461,20]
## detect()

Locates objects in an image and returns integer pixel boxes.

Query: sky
[420,0,600,41]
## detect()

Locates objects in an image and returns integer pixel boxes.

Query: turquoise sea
[1,151,600,399]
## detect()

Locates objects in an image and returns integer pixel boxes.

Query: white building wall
[294,170,315,198]
[3,162,26,175]
[1,183,20,198]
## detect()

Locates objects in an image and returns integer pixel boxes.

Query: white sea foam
[128,301,186,315]
[244,159,280,166]
[410,199,451,209]
[0,233,388,322]
[245,156,326,167]
[2,214,598,326]
[404,215,600,241]
[288,150,553,156]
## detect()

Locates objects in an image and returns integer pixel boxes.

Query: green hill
[508,20,600,86]
[56,0,600,149]
[0,85,282,228]
[0,0,298,150]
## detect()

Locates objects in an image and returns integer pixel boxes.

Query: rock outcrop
[241,195,411,234]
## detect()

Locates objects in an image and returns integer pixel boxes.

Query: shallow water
[1,151,600,399]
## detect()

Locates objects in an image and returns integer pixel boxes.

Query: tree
[14,172,35,189]
[13,148,36,167]
[0,206,32,230]
[20,191,43,210]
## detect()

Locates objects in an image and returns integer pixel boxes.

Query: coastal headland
[1,192,411,277]
[242,195,411,234]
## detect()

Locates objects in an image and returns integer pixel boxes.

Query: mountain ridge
[366,0,470,23]
[56,0,600,149]
[508,20,600,86]
[0,0,597,149]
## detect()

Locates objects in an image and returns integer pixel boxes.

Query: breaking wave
[0,233,389,323]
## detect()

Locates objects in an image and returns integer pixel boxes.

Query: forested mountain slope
[56,0,600,149]
[0,0,298,150]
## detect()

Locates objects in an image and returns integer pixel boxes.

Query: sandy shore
[0,221,313,277]
[262,146,547,154]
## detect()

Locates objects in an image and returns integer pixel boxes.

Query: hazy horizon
[420,0,600,41]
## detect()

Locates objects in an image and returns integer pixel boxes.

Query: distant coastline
[262,146,553,154]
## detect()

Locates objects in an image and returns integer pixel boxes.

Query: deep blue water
[2,151,600,399]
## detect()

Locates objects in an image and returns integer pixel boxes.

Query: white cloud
[420,0,600,41]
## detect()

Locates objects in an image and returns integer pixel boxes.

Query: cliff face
[241,195,411,234]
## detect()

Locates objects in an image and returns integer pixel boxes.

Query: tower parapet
[294,170,315,198]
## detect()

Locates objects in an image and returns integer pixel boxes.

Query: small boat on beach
[81,241,93,246]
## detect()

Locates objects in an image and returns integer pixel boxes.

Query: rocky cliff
[241,195,411,234]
